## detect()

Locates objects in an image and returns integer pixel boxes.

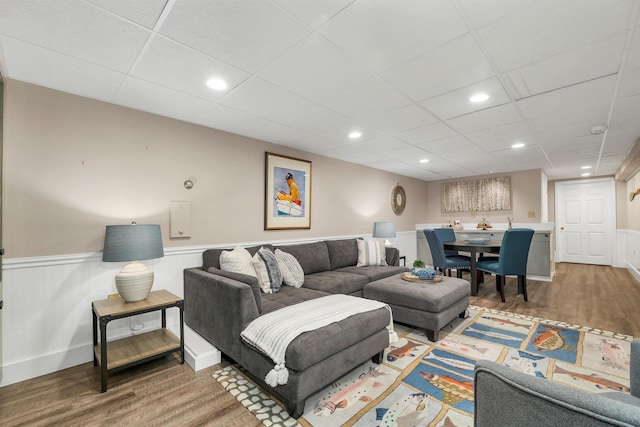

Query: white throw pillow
[252,247,283,294]
[219,246,257,278]
[357,239,388,267]
[275,249,304,288]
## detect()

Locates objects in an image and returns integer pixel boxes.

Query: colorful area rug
[212,305,634,427]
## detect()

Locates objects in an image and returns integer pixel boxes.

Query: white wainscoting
[0,231,417,387]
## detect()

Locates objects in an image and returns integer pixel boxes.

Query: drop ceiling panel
[86,0,169,29]
[381,35,495,102]
[477,0,633,72]
[361,105,439,134]
[257,34,376,102]
[191,103,269,136]
[159,0,309,73]
[416,135,475,154]
[460,0,536,29]
[504,33,626,98]
[0,36,125,101]
[618,67,640,98]
[397,122,458,145]
[132,36,250,101]
[218,78,315,124]
[516,75,617,119]
[420,78,511,120]
[529,103,610,133]
[0,0,150,73]
[318,0,468,73]
[114,77,212,123]
[271,103,353,135]
[243,122,311,145]
[446,103,522,134]
[464,121,532,145]
[273,0,353,30]
[321,77,412,119]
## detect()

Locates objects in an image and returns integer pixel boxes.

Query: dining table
[443,239,502,296]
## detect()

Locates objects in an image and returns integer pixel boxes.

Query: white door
[555,178,615,265]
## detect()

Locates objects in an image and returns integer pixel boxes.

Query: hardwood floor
[1,263,638,426]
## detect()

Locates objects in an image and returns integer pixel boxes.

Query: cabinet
[92,289,184,392]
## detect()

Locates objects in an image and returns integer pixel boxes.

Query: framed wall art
[264,152,312,230]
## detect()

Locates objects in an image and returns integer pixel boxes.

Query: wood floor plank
[0,262,637,426]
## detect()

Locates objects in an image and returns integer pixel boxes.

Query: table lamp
[373,221,396,246]
[102,223,164,302]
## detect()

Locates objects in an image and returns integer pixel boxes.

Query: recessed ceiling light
[581,165,592,169]
[511,142,525,148]
[348,131,362,139]
[469,93,490,103]
[581,172,591,177]
[419,158,429,164]
[206,77,228,91]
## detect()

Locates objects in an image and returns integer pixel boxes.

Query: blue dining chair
[476,228,534,303]
[424,229,470,278]
[433,228,458,256]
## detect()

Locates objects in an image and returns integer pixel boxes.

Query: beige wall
[3,80,430,258]
[624,170,640,231]
[422,169,543,225]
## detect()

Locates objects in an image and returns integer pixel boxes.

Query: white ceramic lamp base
[115,261,154,302]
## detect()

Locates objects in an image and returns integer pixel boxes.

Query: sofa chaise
[184,238,409,417]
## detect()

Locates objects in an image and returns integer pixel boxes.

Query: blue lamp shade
[102,224,164,302]
[372,222,396,239]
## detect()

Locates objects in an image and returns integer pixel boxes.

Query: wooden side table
[92,289,184,392]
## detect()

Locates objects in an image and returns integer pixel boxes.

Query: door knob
[560,226,564,230]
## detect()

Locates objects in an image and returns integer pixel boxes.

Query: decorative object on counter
[441,176,511,213]
[507,216,513,229]
[391,183,406,215]
[453,220,464,230]
[372,221,396,246]
[412,258,426,273]
[477,217,492,230]
[102,223,165,302]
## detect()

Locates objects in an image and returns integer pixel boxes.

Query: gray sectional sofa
[184,238,409,417]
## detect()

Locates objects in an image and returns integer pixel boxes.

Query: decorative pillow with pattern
[219,246,257,278]
[275,248,304,288]
[252,247,283,294]
[356,239,388,267]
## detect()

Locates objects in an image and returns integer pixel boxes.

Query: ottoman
[363,274,470,341]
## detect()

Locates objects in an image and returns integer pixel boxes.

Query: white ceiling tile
[258,34,375,102]
[272,104,352,135]
[446,103,522,134]
[612,94,640,117]
[504,33,626,98]
[618,67,640,98]
[478,0,633,72]
[113,77,211,122]
[132,36,250,101]
[159,0,309,73]
[0,0,150,73]
[516,75,617,119]
[460,0,536,29]
[321,122,383,144]
[416,135,474,153]
[319,0,468,73]
[191,103,268,135]
[623,24,640,70]
[420,78,511,120]
[86,0,168,29]
[361,105,439,134]
[243,122,311,145]
[0,36,125,101]
[381,35,495,102]
[273,0,353,30]
[464,121,532,145]
[397,122,458,145]
[321,77,412,119]
[291,135,345,153]
[218,78,315,124]
[529,103,610,133]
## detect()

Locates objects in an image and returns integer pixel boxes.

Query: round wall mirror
[391,184,406,215]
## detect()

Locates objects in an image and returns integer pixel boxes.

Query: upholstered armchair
[474,339,640,426]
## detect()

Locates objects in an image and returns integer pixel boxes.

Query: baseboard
[167,324,221,371]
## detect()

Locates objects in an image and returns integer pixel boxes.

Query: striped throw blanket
[240,294,396,387]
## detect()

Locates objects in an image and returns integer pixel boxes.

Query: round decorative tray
[401,272,443,283]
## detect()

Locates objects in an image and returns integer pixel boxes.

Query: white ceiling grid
[1,0,640,181]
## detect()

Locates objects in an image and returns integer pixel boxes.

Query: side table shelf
[92,289,184,392]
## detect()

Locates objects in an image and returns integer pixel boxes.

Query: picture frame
[264,152,312,230]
